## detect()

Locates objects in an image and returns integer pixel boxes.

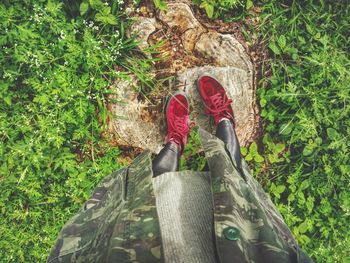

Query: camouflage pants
[47,128,312,263]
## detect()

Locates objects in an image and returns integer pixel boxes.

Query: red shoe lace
[205,92,233,123]
[168,115,189,149]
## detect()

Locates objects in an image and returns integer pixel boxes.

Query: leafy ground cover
[0,0,152,261]
[253,1,350,261]
[1,0,349,262]
[188,0,350,262]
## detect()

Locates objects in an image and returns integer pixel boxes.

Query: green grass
[188,0,350,262]
[193,0,253,20]
[0,0,152,261]
[1,0,349,262]
[255,2,350,261]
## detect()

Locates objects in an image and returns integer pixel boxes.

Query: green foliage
[194,0,350,261]
[0,0,151,262]
[2,0,349,262]
[154,0,168,11]
[241,142,264,163]
[240,134,287,178]
[257,1,350,262]
[180,129,207,171]
[192,0,253,20]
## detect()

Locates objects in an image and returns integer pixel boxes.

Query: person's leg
[215,119,242,169]
[152,142,180,177]
[197,75,242,169]
[152,91,190,177]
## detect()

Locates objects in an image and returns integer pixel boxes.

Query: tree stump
[108,2,258,153]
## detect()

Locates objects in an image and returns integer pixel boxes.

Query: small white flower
[60,30,66,40]
[125,7,132,14]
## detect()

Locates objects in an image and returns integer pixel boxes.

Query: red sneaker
[165,91,190,153]
[197,75,234,126]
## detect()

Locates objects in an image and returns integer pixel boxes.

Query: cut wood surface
[108,2,258,153]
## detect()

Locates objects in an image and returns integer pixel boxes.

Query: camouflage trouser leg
[197,127,312,263]
[47,126,312,263]
[47,150,164,263]
[215,119,242,170]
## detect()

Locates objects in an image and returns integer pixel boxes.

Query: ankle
[218,117,234,127]
[216,118,235,141]
[168,139,183,154]
[218,117,230,123]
